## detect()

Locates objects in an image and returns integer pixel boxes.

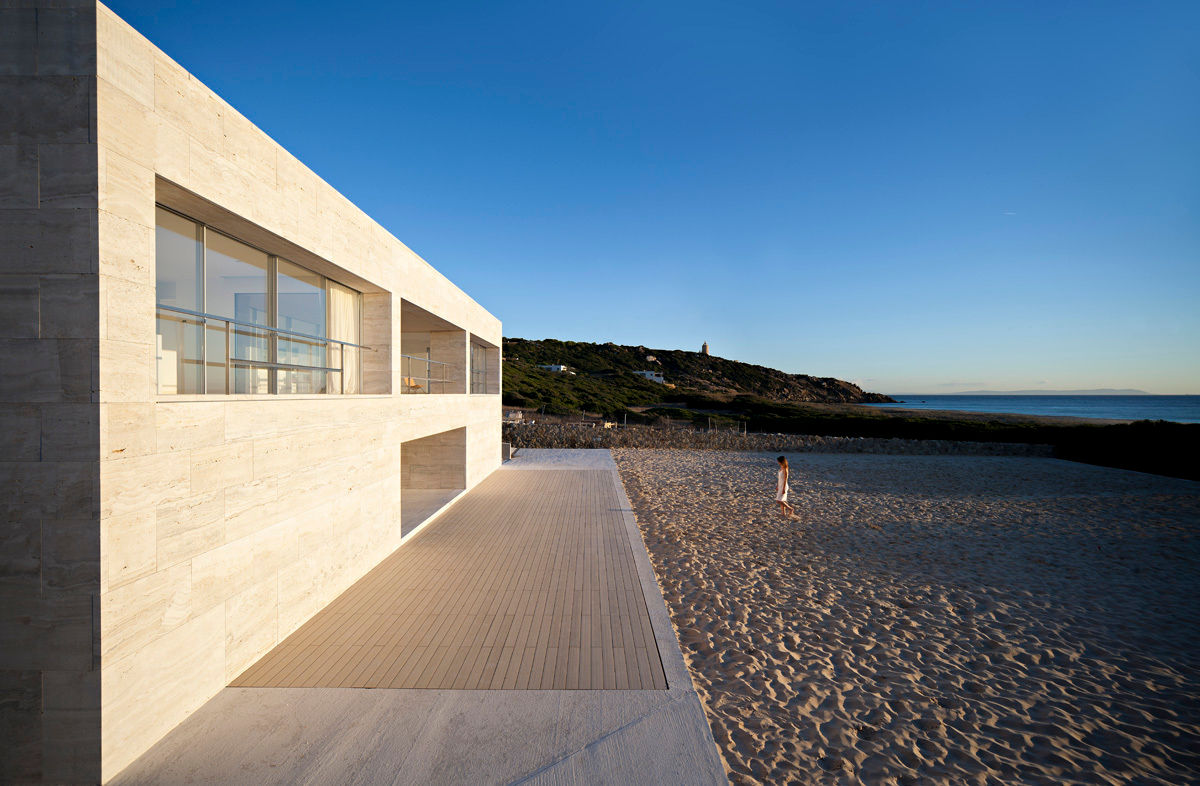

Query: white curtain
[327,281,362,394]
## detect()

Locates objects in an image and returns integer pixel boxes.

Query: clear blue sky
[111,1,1199,394]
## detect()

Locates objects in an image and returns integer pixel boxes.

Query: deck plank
[231,469,666,689]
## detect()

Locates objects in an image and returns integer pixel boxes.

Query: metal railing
[400,353,451,394]
[156,304,370,395]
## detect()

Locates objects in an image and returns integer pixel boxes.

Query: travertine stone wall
[0,3,102,782]
[361,293,392,394]
[429,330,468,394]
[10,3,505,782]
[401,427,467,489]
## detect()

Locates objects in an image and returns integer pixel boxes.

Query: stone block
[40,519,99,595]
[190,520,294,615]
[40,275,99,339]
[223,398,306,441]
[251,431,318,478]
[153,114,189,183]
[0,589,94,671]
[0,670,41,781]
[56,338,97,403]
[100,507,155,594]
[97,209,152,286]
[100,402,155,459]
[97,75,152,169]
[155,491,223,569]
[0,517,40,602]
[39,142,97,208]
[0,275,39,338]
[101,606,224,781]
[41,707,101,783]
[97,6,153,107]
[37,6,96,76]
[98,337,153,403]
[0,8,37,76]
[153,59,222,154]
[101,274,153,346]
[155,401,224,452]
[100,146,155,228]
[221,110,277,189]
[224,577,277,682]
[189,441,252,495]
[99,561,191,665]
[291,499,334,555]
[0,459,96,520]
[43,669,100,713]
[100,450,189,519]
[187,136,254,213]
[0,208,97,276]
[0,144,38,207]
[0,76,93,144]
[223,476,282,543]
[276,554,322,640]
[39,402,99,461]
[0,404,39,460]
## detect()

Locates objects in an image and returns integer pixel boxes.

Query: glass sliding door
[155,207,204,394]
[205,230,270,394]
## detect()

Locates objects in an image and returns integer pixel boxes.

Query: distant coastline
[866,394,1200,424]
[890,388,1153,396]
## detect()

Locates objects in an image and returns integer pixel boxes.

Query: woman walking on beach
[776,456,795,518]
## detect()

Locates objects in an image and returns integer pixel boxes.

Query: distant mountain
[948,389,1153,396]
[502,337,893,416]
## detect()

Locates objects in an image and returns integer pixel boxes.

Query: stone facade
[1,3,502,782]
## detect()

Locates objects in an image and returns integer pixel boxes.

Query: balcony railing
[156,304,370,395]
[400,354,452,394]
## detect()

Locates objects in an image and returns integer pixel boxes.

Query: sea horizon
[865,393,1200,424]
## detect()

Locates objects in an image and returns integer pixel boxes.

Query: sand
[613,450,1200,785]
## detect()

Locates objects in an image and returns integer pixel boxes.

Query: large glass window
[154,206,364,395]
[205,230,270,394]
[155,207,203,394]
[277,259,327,393]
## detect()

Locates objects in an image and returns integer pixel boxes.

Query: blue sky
[111,1,1199,394]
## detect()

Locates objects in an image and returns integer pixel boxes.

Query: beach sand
[613,450,1200,785]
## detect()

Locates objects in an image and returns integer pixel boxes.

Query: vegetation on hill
[502,337,892,416]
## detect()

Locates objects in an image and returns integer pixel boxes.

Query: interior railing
[400,353,451,394]
[156,304,370,395]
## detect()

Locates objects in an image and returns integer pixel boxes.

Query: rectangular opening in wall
[400,299,466,395]
[400,427,466,536]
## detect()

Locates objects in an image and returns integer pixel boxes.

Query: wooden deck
[231,469,667,690]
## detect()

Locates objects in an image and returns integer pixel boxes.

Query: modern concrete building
[1,2,501,781]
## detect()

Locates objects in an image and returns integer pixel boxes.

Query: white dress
[776,468,788,502]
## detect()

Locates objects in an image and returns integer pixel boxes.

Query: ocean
[863,395,1200,424]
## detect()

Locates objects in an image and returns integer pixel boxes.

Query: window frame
[154,204,365,396]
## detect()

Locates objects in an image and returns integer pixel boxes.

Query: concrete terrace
[111,450,726,784]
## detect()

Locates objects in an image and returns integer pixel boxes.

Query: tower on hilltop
[701,341,709,356]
